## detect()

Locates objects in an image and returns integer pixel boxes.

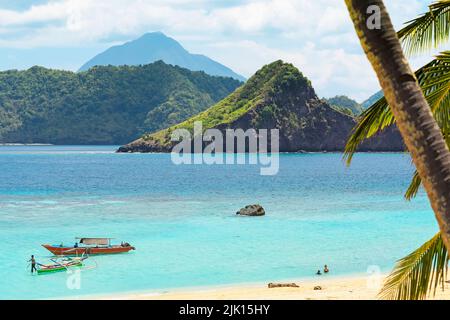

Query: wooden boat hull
[42,244,135,256]
[37,261,83,275]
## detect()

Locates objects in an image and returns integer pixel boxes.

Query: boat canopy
[77,238,113,246]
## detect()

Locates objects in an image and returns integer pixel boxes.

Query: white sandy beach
[85,274,450,300]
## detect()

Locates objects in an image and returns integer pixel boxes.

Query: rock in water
[236,205,265,216]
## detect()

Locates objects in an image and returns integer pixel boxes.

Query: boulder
[236,204,266,217]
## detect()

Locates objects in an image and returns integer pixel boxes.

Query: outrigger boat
[37,256,87,275]
[42,238,135,256]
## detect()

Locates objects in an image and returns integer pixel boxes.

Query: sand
[87,274,450,300]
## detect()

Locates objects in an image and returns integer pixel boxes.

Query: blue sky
[0,0,434,101]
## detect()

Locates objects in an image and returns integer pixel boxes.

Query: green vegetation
[326,95,363,115]
[379,232,447,300]
[144,60,311,145]
[121,59,402,153]
[0,61,241,144]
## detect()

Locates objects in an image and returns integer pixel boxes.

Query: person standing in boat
[29,255,37,274]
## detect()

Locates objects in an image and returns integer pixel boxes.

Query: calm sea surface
[0,146,437,299]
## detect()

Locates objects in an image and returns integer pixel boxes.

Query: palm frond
[343,97,394,165]
[379,233,448,300]
[344,53,450,166]
[405,171,421,200]
[419,52,450,114]
[398,0,450,56]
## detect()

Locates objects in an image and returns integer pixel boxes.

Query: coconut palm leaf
[344,54,450,165]
[420,52,450,114]
[343,96,393,165]
[398,0,450,56]
[405,171,421,200]
[344,54,450,199]
[379,233,448,300]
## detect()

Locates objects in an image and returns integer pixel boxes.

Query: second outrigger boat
[42,238,135,256]
[37,256,86,275]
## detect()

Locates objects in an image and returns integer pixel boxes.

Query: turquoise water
[0,146,438,299]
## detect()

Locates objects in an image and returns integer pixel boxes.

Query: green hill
[325,95,363,115]
[0,61,241,144]
[118,60,404,153]
[147,60,311,141]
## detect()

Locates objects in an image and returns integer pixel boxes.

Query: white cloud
[0,2,68,26]
[0,0,426,46]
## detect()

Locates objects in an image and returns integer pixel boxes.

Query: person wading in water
[29,255,37,274]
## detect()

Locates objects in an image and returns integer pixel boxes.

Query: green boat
[37,257,85,275]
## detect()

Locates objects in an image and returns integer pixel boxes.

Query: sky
[0,0,435,101]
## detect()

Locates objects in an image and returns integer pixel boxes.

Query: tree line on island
[0,62,241,145]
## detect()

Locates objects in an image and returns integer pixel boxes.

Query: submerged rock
[236,204,266,217]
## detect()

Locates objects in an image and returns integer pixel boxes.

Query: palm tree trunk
[344,0,450,250]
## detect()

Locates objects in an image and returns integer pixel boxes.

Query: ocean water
[0,145,438,299]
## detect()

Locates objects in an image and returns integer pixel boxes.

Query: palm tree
[344,0,450,299]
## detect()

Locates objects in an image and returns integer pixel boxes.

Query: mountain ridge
[118,61,404,153]
[361,91,383,109]
[79,32,246,81]
[325,95,363,115]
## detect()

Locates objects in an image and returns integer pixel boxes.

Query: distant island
[118,60,403,153]
[325,95,364,116]
[361,91,383,109]
[0,62,241,145]
[79,32,246,81]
